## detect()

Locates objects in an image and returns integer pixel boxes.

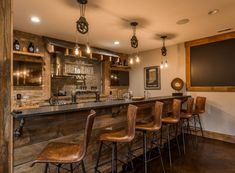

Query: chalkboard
[190,38,235,87]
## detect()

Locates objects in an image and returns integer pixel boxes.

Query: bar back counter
[12,96,189,173]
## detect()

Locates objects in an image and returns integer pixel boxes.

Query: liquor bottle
[13,40,20,51]
[28,42,34,53]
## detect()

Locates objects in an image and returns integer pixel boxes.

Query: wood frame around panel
[185,31,235,92]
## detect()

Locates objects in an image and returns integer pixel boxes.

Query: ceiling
[13,0,235,53]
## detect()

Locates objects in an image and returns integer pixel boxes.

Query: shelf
[13,51,44,57]
[110,65,131,70]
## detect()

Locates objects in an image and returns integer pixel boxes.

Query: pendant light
[129,22,140,65]
[76,0,89,34]
[160,35,168,69]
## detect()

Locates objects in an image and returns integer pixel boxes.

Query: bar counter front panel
[13,96,189,173]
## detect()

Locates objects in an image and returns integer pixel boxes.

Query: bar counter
[12,96,188,118]
[13,95,189,173]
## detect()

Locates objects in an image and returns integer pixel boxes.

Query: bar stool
[161,99,181,167]
[193,97,206,138]
[180,97,194,154]
[31,110,96,173]
[94,104,138,173]
[135,101,165,173]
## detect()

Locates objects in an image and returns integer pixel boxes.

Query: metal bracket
[14,118,25,137]
[112,105,125,117]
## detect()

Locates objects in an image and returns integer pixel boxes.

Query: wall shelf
[110,65,131,71]
[13,50,44,57]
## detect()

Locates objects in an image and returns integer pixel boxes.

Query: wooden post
[0,0,13,173]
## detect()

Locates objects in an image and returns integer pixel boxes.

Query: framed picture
[144,66,161,90]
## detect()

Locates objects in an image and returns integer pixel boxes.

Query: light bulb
[165,60,168,68]
[74,45,79,56]
[109,56,112,62]
[130,58,134,65]
[160,61,164,69]
[135,56,140,63]
[86,45,91,54]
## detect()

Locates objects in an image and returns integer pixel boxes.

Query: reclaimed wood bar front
[12,96,189,173]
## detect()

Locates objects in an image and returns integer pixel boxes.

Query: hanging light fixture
[76,0,89,34]
[160,35,168,68]
[129,22,140,65]
[86,32,91,54]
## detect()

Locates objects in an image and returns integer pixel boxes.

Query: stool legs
[70,163,73,173]
[94,141,103,173]
[181,120,186,154]
[56,164,61,173]
[111,142,117,173]
[197,114,204,137]
[175,123,181,156]
[166,124,172,167]
[44,163,48,173]
[143,131,148,173]
[127,143,135,172]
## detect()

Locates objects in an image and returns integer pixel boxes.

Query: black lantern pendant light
[160,35,168,69]
[76,0,89,34]
[129,22,140,65]
[130,22,139,48]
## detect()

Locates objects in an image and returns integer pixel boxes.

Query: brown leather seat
[193,96,206,138]
[95,104,138,173]
[193,96,206,115]
[180,97,194,119]
[161,99,182,167]
[135,101,165,173]
[32,110,96,172]
[136,101,163,131]
[98,104,138,143]
[162,99,181,124]
[180,97,194,154]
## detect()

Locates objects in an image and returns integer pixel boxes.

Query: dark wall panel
[190,38,235,86]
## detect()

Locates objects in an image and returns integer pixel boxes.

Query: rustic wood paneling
[13,30,51,106]
[0,0,13,172]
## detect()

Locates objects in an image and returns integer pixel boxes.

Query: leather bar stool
[193,97,206,138]
[161,99,181,167]
[31,110,96,173]
[94,104,138,173]
[180,97,194,154]
[135,101,165,173]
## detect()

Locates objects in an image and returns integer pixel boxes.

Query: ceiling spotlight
[31,16,40,23]
[114,41,120,45]
[208,9,219,15]
[176,18,190,25]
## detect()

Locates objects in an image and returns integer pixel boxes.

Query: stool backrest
[153,101,164,129]
[81,110,96,158]
[195,97,206,113]
[186,97,194,115]
[126,104,138,141]
[172,99,182,120]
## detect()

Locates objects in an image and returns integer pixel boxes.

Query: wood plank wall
[0,0,13,173]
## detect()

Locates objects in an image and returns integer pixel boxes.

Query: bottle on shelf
[28,42,35,53]
[13,40,20,51]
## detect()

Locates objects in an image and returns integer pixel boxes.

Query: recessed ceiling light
[218,28,233,33]
[31,16,40,23]
[208,9,219,15]
[114,41,120,45]
[176,18,190,25]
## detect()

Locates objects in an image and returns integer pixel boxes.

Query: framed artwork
[144,66,161,90]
